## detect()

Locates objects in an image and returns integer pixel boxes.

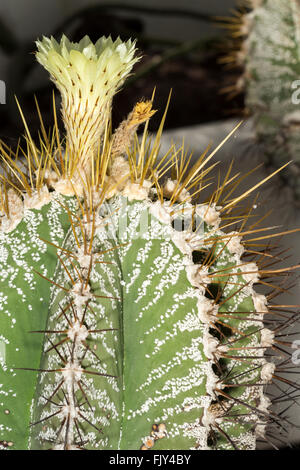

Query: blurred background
[0,0,240,144]
[0,0,300,450]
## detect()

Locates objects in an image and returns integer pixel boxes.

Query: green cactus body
[239,0,300,197]
[0,195,77,449]
[0,34,295,450]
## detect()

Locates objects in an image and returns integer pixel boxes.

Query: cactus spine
[0,34,298,450]
[223,0,300,199]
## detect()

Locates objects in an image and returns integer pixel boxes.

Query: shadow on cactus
[0,34,299,451]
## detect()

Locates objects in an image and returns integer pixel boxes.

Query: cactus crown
[0,34,299,451]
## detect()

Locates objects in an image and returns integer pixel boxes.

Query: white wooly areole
[160,116,300,447]
[36,35,140,181]
[0,80,6,104]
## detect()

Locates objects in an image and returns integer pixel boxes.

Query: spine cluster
[152,200,275,448]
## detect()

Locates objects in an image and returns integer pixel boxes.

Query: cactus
[222,0,300,200]
[0,34,298,451]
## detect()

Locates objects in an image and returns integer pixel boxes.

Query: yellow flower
[36,35,139,177]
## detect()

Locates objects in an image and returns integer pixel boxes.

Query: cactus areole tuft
[0,34,298,450]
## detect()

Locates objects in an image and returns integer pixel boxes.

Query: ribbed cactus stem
[36,35,139,181]
[237,0,300,198]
